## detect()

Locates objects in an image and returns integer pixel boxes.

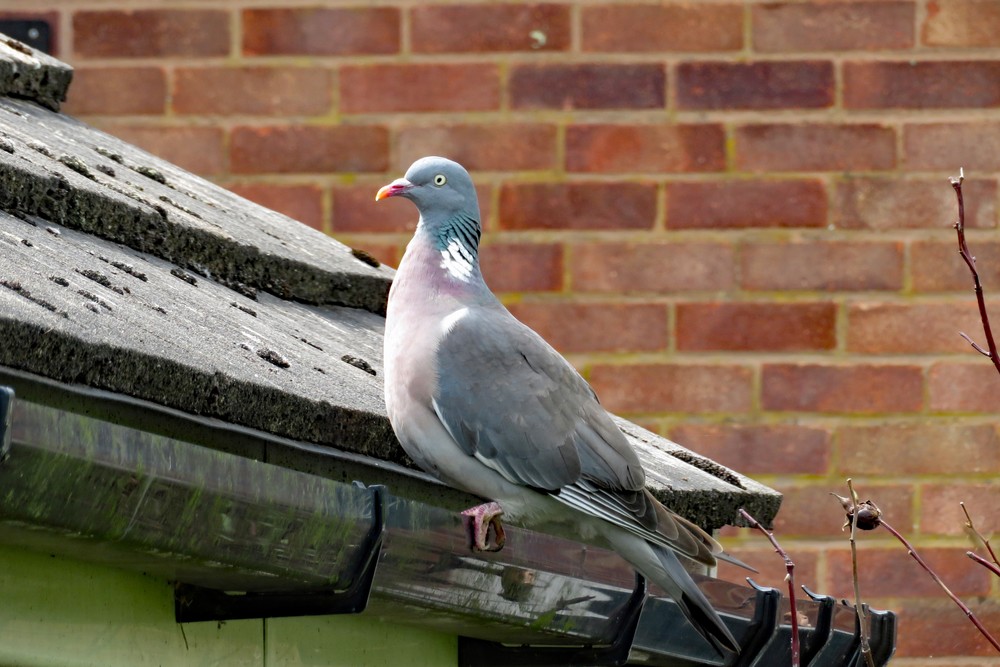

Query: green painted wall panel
[266,615,457,666]
[0,543,263,666]
[0,543,456,666]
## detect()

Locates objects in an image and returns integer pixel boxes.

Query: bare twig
[739,508,799,667]
[836,486,1000,654]
[846,480,876,667]
[961,502,999,567]
[967,551,1000,578]
[951,169,1000,375]
[878,521,1000,653]
[834,485,877,667]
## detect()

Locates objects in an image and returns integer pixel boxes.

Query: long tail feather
[651,543,740,655]
[605,528,740,656]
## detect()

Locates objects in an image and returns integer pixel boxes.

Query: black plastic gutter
[0,369,895,666]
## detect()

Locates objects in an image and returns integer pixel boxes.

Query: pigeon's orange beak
[376,178,414,201]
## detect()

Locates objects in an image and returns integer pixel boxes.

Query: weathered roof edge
[0,35,71,111]
[0,33,393,315]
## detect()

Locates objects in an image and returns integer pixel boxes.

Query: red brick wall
[19,1,1000,661]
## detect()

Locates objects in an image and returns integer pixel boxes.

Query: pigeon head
[376,156,480,224]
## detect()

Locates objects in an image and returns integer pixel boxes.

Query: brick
[337,183,492,233]
[571,242,736,293]
[173,67,332,116]
[412,4,569,53]
[510,64,665,110]
[753,1,915,52]
[242,7,398,56]
[845,60,1000,109]
[588,364,753,414]
[847,301,981,354]
[668,180,827,229]
[63,67,166,116]
[827,547,991,599]
[770,482,913,536]
[230,126,388,175]
[396,124,557,172]
[677,61,834,110]
[344,190,416,233]
[771,481,913,536]
[581,3,742,53]
[669,423,831,475]
[226,183,325,232]
[480,243,563,293]
[566,124,724,174]
[923,0,1000,47]
[895,599,1000,657]
[838,423,1000,475]
[331,183,490,234]
[736,124,896,172]
[340,64,499,114]
[891,658,989,667]
[506,302,667,353]
[94,124,225,176]
[921,483,1000,535]
[677,302,836,352]
[741,241,904,291]
[904,122,1000,171]
[911,239,1000,291]
[498,182,656,231]
[928,362,1000,412]
[762,364,923,413]
[833,176,996,230]
[715,547,820,592]
[74,10,229,58]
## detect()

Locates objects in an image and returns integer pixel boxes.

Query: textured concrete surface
[0,208,777,523]
[0,33,71,111]
[0,211,394,461]
[0,96,393,314]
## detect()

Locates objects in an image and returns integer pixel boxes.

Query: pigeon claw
[461,501,506,552]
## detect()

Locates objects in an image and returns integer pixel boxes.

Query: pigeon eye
[433,174,447,186]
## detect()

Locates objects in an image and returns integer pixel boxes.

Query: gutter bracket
[457,572,646,667]
[174,483,386,623]
[799,586,836,665]
[736,579,781,666]
[844,603,896,667]
[866,606,897,666]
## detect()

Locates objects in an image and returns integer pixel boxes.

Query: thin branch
[959,332,992,357]
[951,169,1000,375]
[968,551,1000,579]
[739,508,799,667]
[961,501,999,567]
[879,519,1000,653]
[846,480,876,667]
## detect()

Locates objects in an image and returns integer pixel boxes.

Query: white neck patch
[439,238,474,282]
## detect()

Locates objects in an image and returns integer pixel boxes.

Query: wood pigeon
[377,156,740,655]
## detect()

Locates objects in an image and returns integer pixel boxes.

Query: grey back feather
[433,307,646,492]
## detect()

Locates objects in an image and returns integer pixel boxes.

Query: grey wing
[435,309,722,566]
[557,482,722,566]
[433,310,645,492]
[434,311,721,564]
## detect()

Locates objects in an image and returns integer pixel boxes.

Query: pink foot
[461,501,506,552]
